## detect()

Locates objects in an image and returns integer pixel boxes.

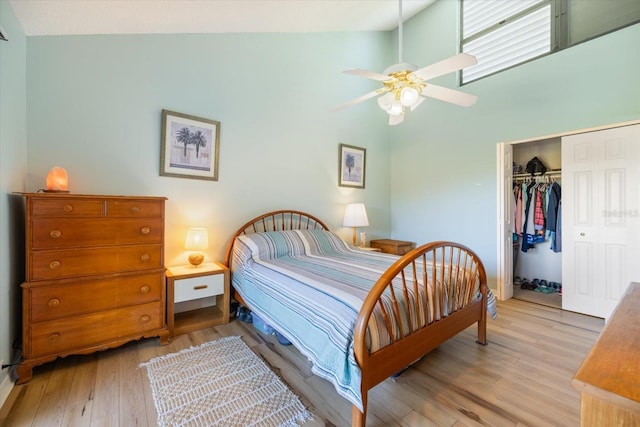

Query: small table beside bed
[223,210,496,426]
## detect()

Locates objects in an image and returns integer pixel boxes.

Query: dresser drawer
[29,244,162,281]
[174,273,224,303]
[28,271,164,322]
[107,199,163,217]
[31,218,163,249]
[27,301,163,359]
[31,198,103,217]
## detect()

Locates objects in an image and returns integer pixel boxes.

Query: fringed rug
[141,336,312,427]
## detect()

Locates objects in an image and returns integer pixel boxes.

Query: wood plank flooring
[0,299,603,426]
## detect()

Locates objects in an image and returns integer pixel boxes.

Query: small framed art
[339,144,366,188]
[160,109,220,181]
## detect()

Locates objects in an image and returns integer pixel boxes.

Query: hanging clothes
[546,181,562,252]
[514,185,523,236]
[514,178,561,252]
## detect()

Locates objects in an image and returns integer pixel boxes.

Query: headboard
[223,210,329,267]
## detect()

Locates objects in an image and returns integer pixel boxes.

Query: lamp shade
[184,227,209,250]
[343,203,369,227]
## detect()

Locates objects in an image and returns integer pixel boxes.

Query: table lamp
[343,203,369,246]
[185,227,208,267]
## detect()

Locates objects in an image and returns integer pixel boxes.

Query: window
[460,0,640,84]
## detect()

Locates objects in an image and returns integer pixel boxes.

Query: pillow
[237,230,307,260]
[295,229,350,255]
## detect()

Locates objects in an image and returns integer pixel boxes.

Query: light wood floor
[0,298,603,427]
[513,286,562,309]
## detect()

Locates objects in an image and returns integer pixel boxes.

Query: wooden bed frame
[223,210,488,427]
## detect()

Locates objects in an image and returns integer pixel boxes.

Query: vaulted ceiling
[9,0,435,36]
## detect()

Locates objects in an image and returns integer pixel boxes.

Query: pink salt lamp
[45,167,69,192]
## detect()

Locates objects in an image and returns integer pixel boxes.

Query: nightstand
[166,262,230,337]
[370,239,415,255]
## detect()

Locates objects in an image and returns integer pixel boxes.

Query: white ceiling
[9,0,436,36]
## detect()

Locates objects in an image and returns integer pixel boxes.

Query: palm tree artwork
[192,130,207,158]
[175,127,208,159]
[345,153,355,180]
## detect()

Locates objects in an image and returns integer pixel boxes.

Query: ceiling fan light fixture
[389,112,405,126]
[388,101,404,116]
[332,0,478,125]
[400,86,419,107]
[377,92,395,111]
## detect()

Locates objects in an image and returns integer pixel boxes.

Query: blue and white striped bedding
[231,229,496,411]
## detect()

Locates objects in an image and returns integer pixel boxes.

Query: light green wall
[6,3,640,388]
[393,0,640,286]
[0,0,27,386]
[25,32,394,264]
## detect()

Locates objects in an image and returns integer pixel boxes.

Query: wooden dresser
[17,193,170,384]
[572,282,640,425]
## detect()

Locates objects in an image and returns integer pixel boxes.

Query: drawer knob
[48,333,61,343]
[140,285,150,294]
[140,315,150,323]
[130,206,140,213]
[48,298,60,307]
[140,226,150,235]
[140,254,150,262]
[49,229,62,238]
[194,285,208,290]
[63,204,73,213]
[49,260,61,270]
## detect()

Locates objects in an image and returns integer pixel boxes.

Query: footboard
[352,241,487,426]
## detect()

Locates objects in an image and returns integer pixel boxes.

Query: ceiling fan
[332,0,478,125]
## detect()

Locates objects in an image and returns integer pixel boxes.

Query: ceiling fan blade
[343,68,393,82]
[410,96,426,111]
[422,84,478,107]
[331,89,386,112]
[389,113,404,126]
[411,53,477,81]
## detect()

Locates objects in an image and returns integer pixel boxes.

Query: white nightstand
[166,262,230,338]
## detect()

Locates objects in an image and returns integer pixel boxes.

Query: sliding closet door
[562,124,640,319]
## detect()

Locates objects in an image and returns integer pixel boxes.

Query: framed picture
[339,143,366,188]
[160,109,220,181]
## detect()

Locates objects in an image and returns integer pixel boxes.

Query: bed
[223,210,494,426]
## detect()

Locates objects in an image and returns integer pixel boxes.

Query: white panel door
[496,143,514,300]
[562,124,640,319]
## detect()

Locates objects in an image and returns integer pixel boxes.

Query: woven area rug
[141,336,312,427]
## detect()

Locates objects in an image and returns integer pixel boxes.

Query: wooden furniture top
[572,282,640,411]
[20,193,167,200]
[370,238,414,246]
[166,262,228,278]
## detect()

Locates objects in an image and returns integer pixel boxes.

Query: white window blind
[461,0,551,83]
[463,0,544,39]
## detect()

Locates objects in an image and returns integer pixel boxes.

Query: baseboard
[0,372,14,409]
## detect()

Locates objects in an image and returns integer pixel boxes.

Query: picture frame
[160,109,220,181]
[339,143,366,189]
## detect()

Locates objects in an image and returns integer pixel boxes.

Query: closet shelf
[513,168,562,179]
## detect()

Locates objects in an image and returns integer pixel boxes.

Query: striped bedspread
[231,229,497,411]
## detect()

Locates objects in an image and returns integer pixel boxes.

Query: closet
[497,120,640,320]
[512,138,562,308]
